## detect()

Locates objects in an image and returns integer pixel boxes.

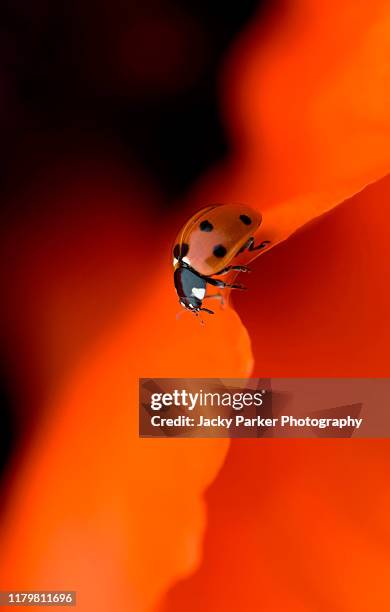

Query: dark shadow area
[0,0,271,481]
[0,0,265,200]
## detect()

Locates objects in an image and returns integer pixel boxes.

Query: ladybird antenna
[200,307,214,315]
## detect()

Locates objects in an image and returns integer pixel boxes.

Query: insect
[173,203,271,315]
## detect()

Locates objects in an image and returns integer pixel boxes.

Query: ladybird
[173,203,271,315]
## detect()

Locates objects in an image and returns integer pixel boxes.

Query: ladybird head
[179,296,202,312]
[174,259,214,316]
[178,298,214,317]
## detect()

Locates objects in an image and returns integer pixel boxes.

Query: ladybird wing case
[172,204,218,265]
[174,203,262,276]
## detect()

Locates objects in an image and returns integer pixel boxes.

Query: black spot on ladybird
[200,220,213,232]
[173,243,189,260]
[181,243,189,257]
[240,214,252,225]
[213,244,227,258]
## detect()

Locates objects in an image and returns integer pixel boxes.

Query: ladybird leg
[199,306,214,315]
[204,293,224,301]
[214,265,251,276]
[204,293,225,307]
[245,237,271,252]
[205,277,247,290]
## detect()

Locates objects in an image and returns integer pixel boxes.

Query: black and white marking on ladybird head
[173,242,190,266]
[174,267,214,315]
[239,214,252,225]
[213,244,227,258]
[173,258,248,317]
[199,220,213,232]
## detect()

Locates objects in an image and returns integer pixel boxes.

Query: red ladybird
[173,203,271,315]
